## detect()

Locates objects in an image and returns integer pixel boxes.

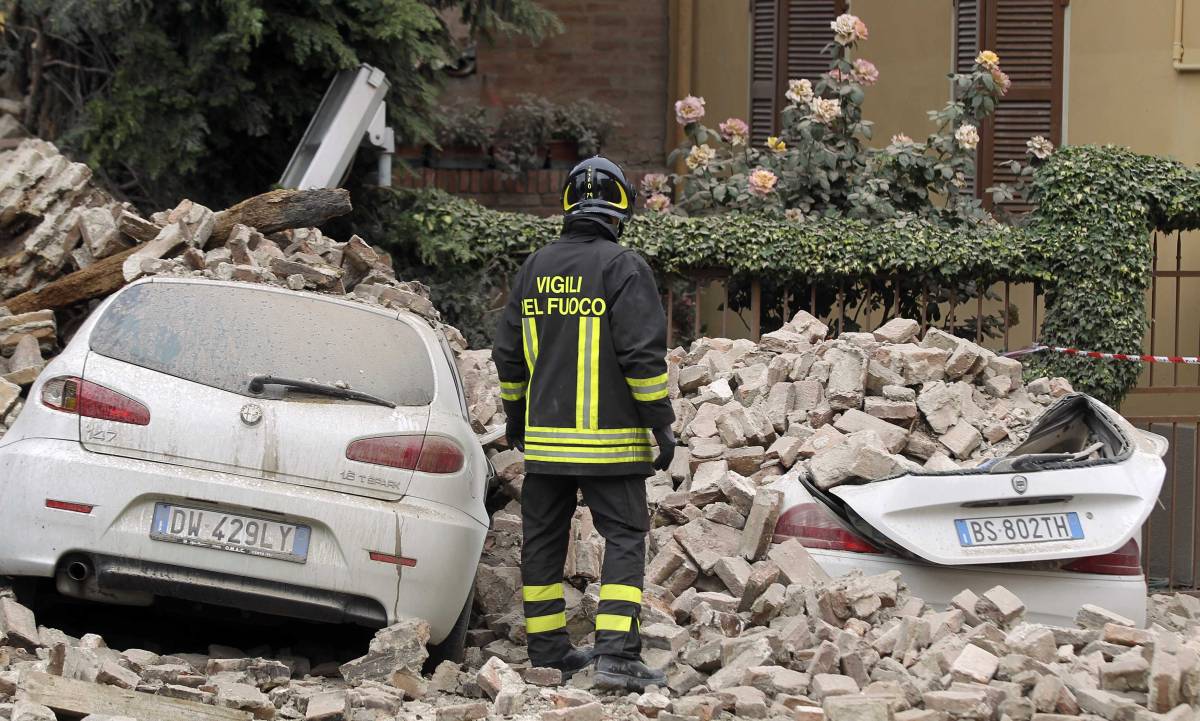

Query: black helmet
[562,156,635,237]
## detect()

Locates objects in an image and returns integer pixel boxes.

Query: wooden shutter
[749,0,846,144]
[957,0,1065,212]
[954,0,981,194]
[750,0,780,145]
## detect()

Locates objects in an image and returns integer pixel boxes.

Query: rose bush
[661,13,1046,228]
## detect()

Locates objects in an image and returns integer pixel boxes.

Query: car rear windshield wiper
[247,375,396,409]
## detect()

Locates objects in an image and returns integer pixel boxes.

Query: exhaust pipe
[56,556,152,607]
[66,559,92,582]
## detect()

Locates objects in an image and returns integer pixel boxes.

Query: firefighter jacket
[494,220,675,477]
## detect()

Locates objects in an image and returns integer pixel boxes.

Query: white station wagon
[0,277,489,661]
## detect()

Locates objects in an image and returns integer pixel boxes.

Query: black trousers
[520,472,649,665]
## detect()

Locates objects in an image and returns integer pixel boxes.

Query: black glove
[652,426,676,471]
[506,414,525,452]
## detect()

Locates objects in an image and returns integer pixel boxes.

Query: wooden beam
[210,188,352,246]
[18,672,252,721]
[3,244,143,314]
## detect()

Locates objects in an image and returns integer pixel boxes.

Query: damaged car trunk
[805,394,1167,566]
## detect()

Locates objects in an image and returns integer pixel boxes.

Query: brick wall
[440,0,670,172]
[396,168,655,217]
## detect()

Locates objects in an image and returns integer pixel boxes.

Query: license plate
[955,512,1084,547]
[150,503,310,563]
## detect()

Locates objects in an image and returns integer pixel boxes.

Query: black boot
[593,654,666,692]
[543,645,595,679]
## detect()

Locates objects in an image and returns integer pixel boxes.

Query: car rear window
[90,282,435,406]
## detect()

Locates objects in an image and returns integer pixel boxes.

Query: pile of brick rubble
[2,138,1198,721]
[3,560,1199,720]
[0,138,504,440]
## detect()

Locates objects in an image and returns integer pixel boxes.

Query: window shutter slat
[959,0,1063,213]
[955,0,980,75]
[785,0,840,82]
[749,0,842,144]
[954,0,982,194]
[750,0,780,144]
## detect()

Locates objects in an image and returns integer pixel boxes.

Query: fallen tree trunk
[3,244,143,314]
[210,187,352,246]
[2,187,354,314]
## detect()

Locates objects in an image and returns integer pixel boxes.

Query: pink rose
[674,95,706,125]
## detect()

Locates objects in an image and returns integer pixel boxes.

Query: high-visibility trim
[525,430,650,446]
[521,317,539,375]
[599,584,643,604]
[522,583,564,603]
[595,613,634,633]
[500,380,527,402]
[587,318,600,428]
[574,316,600,429]
[524,444,655,459]
[625,373,669,388]
[526,612,567,634]
[626,373,669,402]
[527,426,650,436]
[524,447,654,465]
[576,317,587,428]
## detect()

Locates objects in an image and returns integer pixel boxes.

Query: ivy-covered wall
[356,145,1200,406]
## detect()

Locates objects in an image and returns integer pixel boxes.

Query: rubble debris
[1,571,1197,721]
[0,139,506,441]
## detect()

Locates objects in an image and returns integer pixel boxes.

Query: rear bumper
[809,548,1148,627]
[0,438,487,640]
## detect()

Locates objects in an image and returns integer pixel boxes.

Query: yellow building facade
[670,0,1200,414]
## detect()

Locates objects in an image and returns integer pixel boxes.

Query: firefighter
[493,156,675,691]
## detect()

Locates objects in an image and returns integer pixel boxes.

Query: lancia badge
[240,403,263,426]
[1011,475,1028,495]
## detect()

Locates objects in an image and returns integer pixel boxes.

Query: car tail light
[41,376,150,426]
[774,502,883,554]
[346,435,465,474]
[1063,538,1142,576]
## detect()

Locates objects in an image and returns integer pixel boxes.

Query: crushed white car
[0,277,489,661]
[774,393,1166,625]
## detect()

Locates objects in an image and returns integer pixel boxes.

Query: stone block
[833,409,908,453]
[740,488,784,561]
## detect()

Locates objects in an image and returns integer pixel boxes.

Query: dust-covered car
[774,393,1166,625]
[0,277,489,661]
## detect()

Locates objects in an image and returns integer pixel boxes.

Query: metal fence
[664,229,1200,590]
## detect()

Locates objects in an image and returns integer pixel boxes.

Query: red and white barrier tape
[1005,344,1200,365]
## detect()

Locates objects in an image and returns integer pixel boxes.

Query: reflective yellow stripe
[625,373,668,387]
[599,584,642,604]
[522,317,539,375]
[522,583,564,603]
[627,372,669,402]
[525,431,651,446]
[587,318,600,429]
[595,614,633,632]
[525,451,654,465]
[524,445,655,461]
[527,426,649,435]
[576,316,587,428]
[574,316,600,429]
[526,612,567,634]
[500,380,527,402]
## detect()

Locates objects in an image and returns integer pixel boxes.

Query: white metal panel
[829,449,1164,566]
[79,353,427,501]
